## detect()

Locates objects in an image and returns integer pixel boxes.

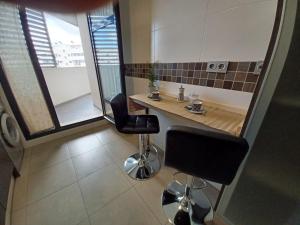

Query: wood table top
[129,93,246,136]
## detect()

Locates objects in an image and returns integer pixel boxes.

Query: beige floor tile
[11,208,27,225]
[12,156,30,211]
[27,183,87,225]
[23,148,31,158]
[119,133,139,146]
[122,135,138,145]
[12,125,183,225]
[67,134,102,157]
[71,145,113,179]
[19,154,30,176]
[134,166,176,225]
[95,127,122,145]
[105,139,138,168]
[96,125,139,146]
[12,173,28,211]
[27,160,76,203]
[89,188,160,225]
[76,218,91,225]
[79,164,131,215]
[29,142,70,173]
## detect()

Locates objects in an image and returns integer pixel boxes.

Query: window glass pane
[44,13,86,67]
[26,9,56,67]
[89,3,122,104]
[0,3,54,134]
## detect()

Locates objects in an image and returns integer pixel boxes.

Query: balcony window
[26,9,86,68]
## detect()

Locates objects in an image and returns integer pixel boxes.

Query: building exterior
[52,41,85,67]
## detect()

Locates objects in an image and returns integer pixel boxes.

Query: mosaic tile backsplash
[124,61,261,93]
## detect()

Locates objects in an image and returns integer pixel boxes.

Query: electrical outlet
[206,61,228,73]
[207,62,217,72]
[254,61,264,74]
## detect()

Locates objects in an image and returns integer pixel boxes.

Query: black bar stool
[110,93,161,180]
[162,125,249,225]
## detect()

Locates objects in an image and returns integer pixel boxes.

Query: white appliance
[0,101,23,173]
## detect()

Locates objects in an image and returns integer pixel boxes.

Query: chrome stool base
[162,180,213,225]
[124,145,160,180]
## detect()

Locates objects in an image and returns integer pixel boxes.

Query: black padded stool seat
[121,115,159,134]
[110,93,161,180]
[162,125,249,225]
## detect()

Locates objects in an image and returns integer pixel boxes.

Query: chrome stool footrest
[161,174,213,225]
[172,172,208,190]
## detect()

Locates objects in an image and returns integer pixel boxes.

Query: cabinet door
[0,144,14,208]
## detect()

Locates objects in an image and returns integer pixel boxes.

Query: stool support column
[162,174,213,225]
[123,133,160,180]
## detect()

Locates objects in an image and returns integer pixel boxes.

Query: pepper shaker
[178,85,185,102]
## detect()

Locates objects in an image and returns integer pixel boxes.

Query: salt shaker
[178,85,185,102]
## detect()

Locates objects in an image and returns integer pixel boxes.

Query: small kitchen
[0,0,281,225]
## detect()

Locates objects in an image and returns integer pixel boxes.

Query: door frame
[0,4,126,140]
[114,3,127,96]
[87,2,126,122]
[19,7,61,130]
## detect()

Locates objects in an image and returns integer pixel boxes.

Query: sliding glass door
[24,9,104,126]
[0,2,125,139]
[88,3,125,120]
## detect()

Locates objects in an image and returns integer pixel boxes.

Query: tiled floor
[11,124,219,225]
[11,125,174,225]
[55,94,103,126]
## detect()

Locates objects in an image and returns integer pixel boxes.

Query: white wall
[200,0,277,61]
[121,1,277,176]
[42,67,91,106]
[120,0,277,63]
[120,0,277,106]
[120,0,152,63]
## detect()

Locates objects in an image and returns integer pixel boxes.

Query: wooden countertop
[129,93,246,136]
